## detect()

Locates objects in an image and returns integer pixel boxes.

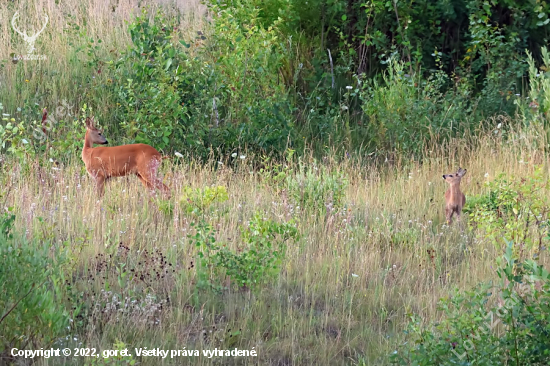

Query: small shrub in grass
[0,213,69,360]
[180,185,229,216]
[468,167,550,261]
[84,340,136,366]
[389,242,550,366]
[190,214,299,292]
[0,113,35,160]
[258,148,296,191]
[285,160,348,213]
[0,208,15,238]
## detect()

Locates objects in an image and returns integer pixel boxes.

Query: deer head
[85,117,108,145]
[442,167,467,185]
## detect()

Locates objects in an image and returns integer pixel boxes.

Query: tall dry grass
[1,122,549,365]
[0,0,206,113]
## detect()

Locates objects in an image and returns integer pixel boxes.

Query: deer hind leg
[136,173,155,190]
[137,160,170,197]
[146,158,170,195]
[456,207,465,226]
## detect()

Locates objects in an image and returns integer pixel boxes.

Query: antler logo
[11,11,48,54]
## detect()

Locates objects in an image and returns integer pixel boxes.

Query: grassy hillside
[2,0,550,365]
[2,124,550,364]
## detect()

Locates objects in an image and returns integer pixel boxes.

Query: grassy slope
[2,1,550,365]
[2,126,550,365]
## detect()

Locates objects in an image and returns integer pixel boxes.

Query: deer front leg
[445,206,453,225]
[95,175,106,197]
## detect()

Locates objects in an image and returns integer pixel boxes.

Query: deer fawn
[442,167,467,224]
[81,117,170,197]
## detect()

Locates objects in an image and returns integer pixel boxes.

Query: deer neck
[449,183,462,200]
[82,130,94,163]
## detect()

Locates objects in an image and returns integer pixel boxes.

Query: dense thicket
[3,0,550,161]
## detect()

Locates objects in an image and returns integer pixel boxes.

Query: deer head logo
[11,11,49,54]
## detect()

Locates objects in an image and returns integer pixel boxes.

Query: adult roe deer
[442,167,467,225]
[81,117,170,197]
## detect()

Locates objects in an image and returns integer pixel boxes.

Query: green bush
[468,167,549,261]
[111,4,299,160]
[112,9,198,153]
[390,244,550,365]
[191,215,299,291]
[180,185,229,216]
[517,46,550,133]
[199,0,298,155]
[285,159,349,212]
[0,213,70,359]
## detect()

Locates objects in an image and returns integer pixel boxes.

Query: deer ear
[85,117,92,128]
[458,168,467,177]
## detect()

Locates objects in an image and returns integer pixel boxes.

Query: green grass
[2,1,550,364]
[1,123,549,365]
[0,0,205,117]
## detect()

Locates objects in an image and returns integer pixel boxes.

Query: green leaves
[0,215,70,354]
[180,185,229,216]
[391,255,550,365]
[114,9,193,152]
[190,214,299,292]
[468,167,549,261]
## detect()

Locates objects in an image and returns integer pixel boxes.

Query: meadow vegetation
[2,0,550,365]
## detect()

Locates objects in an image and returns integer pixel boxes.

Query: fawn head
[85,117,108,145]
[442,167,467,185]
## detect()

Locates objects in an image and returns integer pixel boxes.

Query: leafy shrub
[0,213,69,359]
[180,185,229,216]
[85,340,137,366]
[0,208,15,239]
[199,0,298,155]
[517,46,550,130]
[112,9,196,152]
[285,159,348,212]
[112,4,298,160]
[190,215,299,291]
[390,243,550,365]
[468,167,550,261]
[0,107,34,159]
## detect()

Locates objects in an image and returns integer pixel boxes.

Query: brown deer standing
[81,117,170,197]
[442,167,467,224]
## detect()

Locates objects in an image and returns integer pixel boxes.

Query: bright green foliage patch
[180,185,229,215]
[191,214,299,292]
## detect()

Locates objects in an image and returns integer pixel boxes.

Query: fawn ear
[457,168,467,177]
